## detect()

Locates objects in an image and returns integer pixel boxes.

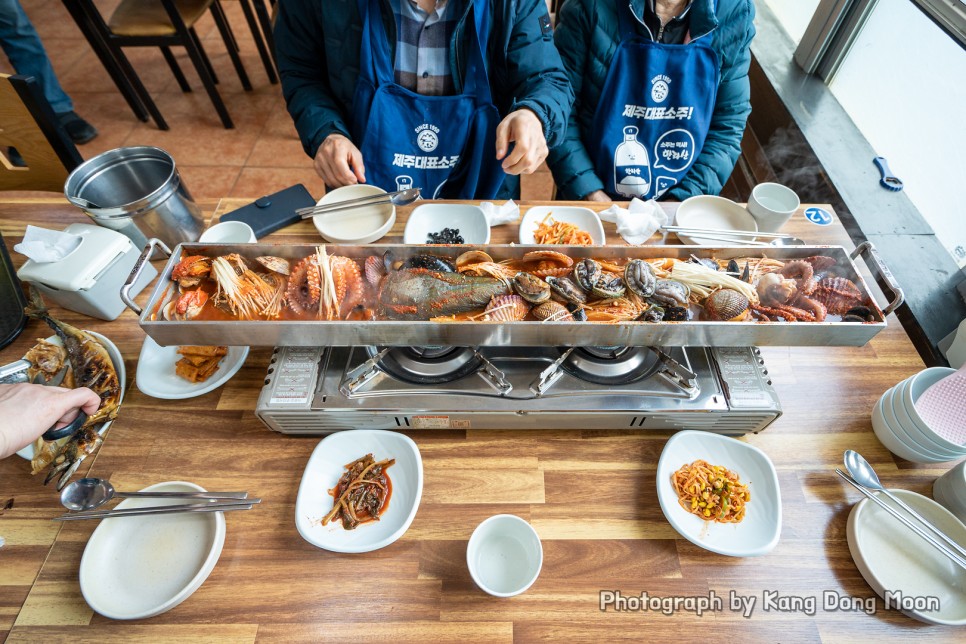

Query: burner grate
[365,345,483,385]
[560,346,661,385]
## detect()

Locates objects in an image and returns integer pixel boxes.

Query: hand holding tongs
[297,187,422,219]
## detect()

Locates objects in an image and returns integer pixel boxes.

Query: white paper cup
[199,221,257,243]
[467,515,542,597]
[746,183,800,233]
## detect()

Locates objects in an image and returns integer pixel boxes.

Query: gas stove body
[255,345,781,436]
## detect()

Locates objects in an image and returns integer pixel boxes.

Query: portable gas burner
[255,345,781,435]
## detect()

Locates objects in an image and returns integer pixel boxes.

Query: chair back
[0,74,83,192]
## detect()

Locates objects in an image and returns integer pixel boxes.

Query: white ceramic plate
[136,337,248,400]
[519,205,605,245]
[313,184,395,244]
[404,203,490,244]
[16,331,126,460]
[847,488,966,626]
[656,430,781,557]
[674,195,758,245]
[79,481,226,620]
[295,430,423,553]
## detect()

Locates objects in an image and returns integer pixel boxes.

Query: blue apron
[350,0,505,199]
[590,0,719,199]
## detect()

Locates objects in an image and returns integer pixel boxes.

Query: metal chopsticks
[53,498,261,521]
[297,189,405,219]
[662,225,793,239]
[835,469,966,569]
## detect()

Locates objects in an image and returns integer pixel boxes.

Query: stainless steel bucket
[64,146,204,248]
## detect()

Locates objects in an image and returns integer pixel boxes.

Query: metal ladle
[843,450,966,560]
[60,477,249,511]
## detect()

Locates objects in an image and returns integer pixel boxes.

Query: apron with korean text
[350,0,505,199]
[590,0,719,199]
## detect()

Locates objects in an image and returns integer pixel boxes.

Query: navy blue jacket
[275,0,575,197]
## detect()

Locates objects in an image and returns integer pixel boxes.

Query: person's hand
[0,384,101,459]
[495,109,548,175]
[314,134,366,188]
[584,190,611,202]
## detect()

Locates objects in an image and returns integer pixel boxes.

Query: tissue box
[17,223,157,320]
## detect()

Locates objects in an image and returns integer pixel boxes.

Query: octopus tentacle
[286,256,321,315]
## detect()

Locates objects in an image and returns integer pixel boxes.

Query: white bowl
[467,514,543,597]
[313,185,395,244]
[136,336,249,400]
[892,379,965,458]
[674,195,758,245]
[655,430,781,557]
[518,205,605,245]
[79,481,226,620]
[16,331,126,461]
[199,220,256,243]
[847,488,966,626]
[404,203,490,245]
[871,388,949,463]
[899,368,965,452]
[295,430,422,553]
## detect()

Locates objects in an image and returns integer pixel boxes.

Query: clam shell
[364,255,387,286]
[483,294,530,321]
[456,250,493,270]
[704,288,749,321]
[255,256,291,275]
[532,301,574,322]
[512,272,551,304]
[591,272,626,299]
[546,276,587,305]
[573,259,601,292]
[624,259,656,298]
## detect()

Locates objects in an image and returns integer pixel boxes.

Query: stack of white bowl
[933,461,966,523]
[871,367,966,463]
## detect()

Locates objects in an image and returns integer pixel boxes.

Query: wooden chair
[73,0,262,130]
[0,74,83,193]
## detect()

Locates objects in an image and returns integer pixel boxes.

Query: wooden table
[0,198,958,642]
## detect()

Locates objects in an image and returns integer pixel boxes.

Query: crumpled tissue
[14,225,83,263]
[479,199,520,227]
[598,198,668,245]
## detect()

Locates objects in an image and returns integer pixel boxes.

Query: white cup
[199,221,256,243]
[746,183,800,233]
[467,515,542,597]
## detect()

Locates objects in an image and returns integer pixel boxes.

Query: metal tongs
[297,187,422,219]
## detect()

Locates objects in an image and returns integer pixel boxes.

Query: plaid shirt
[390,0,457,96]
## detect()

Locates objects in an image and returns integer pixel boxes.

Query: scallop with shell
[532,301,574,322]
[483,294,530,321]
[255,256,291,275]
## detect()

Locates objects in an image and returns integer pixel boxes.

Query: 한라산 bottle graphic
[614,126,651,198]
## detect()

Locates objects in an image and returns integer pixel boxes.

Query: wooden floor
[1,198,962,642]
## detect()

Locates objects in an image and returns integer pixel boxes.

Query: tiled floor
[4,0,555,202]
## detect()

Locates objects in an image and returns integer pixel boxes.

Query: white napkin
[13,225,83,263]
[479,199,520,227]
[598,198,668,245]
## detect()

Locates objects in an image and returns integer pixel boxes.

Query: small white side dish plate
[136,337,248,400]
[674,195,758,245]
[847,488,966,626]
[79,481,226,620]
[296,430,423,553]
[519,205,605,245]
[313,184,395,244]
[404,203,490,244]
[17,331,126,460]
[656,430,781,557]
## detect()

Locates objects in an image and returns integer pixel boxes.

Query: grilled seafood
[650,279,690,307]
[704,288,750,321]
[26,293,121,489]
[512,272,551,304]
[255,256,291,275]
[573,259,601,291]
[287,255,322,315]
[23,339,66,383]
[364,255,387,286]
[532,300,574,322]
[811,277,865,315]
[624,259,656,298]
[546,276,587,305]
[171,255,211,288]
[482,294,530,321]
[163,289,209,320]
[591,273,626,299]
[379,268,510,319]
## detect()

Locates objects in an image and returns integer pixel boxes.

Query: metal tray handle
[851,241,904,316]
[121,238,171,315]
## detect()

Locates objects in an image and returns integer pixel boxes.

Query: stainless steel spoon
[843,450,966,559]
[297,187,422,219]
[60,477,249,511]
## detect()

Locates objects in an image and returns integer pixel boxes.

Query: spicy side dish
[533,213,594,245]
[175,345,228,383]
[323,453,395,530]
[672,460,750,523]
